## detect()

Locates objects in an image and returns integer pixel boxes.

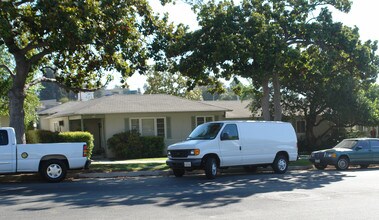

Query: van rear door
[219,124,242,166]
[0,129,15,173]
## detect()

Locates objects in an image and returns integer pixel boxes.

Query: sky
[118,0,379,91]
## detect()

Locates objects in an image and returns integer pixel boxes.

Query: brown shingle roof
[39,94,230,118]
[202,100,255,119]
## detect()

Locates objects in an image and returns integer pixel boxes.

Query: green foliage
[166,0,353,120]
[144,68,203,100]
[107,131,165,159]
[25,130,94,159]
[26,130,59,143]
[0,1,178,143]
[58,132,94,159]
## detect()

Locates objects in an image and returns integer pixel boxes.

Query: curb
[74,166,313,179]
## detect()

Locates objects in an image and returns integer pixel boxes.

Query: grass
[88,157,312,172]
[89,163,169,172]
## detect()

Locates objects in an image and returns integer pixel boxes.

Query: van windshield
[187,123,223,140]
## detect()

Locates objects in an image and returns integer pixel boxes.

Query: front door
[369,140,379,163]
[350,140,371,164]
[0,130,14,173]
[219,124,242,166]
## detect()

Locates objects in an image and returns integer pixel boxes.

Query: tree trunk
[8,87,26,144]
[8,59,29,144]
[273,72,282,121]
[305,115,317,151]
[261,77,270,121]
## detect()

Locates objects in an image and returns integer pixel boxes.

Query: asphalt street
[1,169,379,220]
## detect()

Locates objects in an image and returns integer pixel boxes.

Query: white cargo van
[166,121,298,179]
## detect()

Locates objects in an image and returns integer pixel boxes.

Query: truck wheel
[335,156,349,170]
[172,169,185,177]
[205,157,218,179]
[272,154,288,174]
[40,159,67,183]
[314,164,327,170]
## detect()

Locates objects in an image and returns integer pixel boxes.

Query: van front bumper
[166,158,202,170]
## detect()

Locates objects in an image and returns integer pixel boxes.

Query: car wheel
[40,159,67,183]
[360,164,369,169]
[272,154,288,174]
[335,156,349,170]
[205,157,218,179]
[314,164,327,170]
[172,168,185,177]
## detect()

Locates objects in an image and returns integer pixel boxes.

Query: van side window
[0,130,9,146]
[220,124,239,141]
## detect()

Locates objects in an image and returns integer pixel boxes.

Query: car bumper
[166,158,202,170]
[309,157,338,166]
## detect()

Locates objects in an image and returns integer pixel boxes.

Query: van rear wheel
[272,154,288,174]
[205,157,218,179]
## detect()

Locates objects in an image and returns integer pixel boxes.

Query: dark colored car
[309,138,379,170]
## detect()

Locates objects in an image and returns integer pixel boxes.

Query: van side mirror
[221,133,229,141]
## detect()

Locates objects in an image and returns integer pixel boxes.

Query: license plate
[315,159,320,163]
[184,162,191,167]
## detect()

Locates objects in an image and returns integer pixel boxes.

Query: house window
[296,120,306,133]
[196,116,214,126]
[130,118,166,137]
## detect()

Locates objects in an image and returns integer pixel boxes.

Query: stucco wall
[104,111,225,158]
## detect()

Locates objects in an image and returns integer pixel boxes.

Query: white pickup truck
[0,127,91,182]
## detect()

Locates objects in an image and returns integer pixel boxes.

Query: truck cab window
[0,130,9,146]
[221,124,239,141]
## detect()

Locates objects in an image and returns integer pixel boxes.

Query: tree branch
[27,77,108,92]
[29,48,52,64]
[20,41,50,55]
[0,64,15,77]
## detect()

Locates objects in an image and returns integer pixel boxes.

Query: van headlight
[189,149,200,156]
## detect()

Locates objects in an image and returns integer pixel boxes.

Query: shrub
[58,131,94,159]
[108,131,165,159]
[25,129,94,159]
[26,130,59,143]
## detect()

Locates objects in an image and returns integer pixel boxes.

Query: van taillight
[83,144,88,157]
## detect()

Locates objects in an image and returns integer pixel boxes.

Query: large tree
[0,0,177,143]
[0,44,39,127]
[282,30,379,147]
[167,0,352,121]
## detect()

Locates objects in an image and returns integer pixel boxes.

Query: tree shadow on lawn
[0,168,372,210]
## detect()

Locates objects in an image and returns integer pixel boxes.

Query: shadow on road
[0,168,374,210]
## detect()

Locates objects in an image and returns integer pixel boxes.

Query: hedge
[26,130,94,159]
[107,130,165,159]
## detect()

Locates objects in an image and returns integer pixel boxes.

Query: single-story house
[39,94,237,158]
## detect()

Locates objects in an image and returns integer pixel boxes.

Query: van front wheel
[272,154,288,174]
[205,157,218,179]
